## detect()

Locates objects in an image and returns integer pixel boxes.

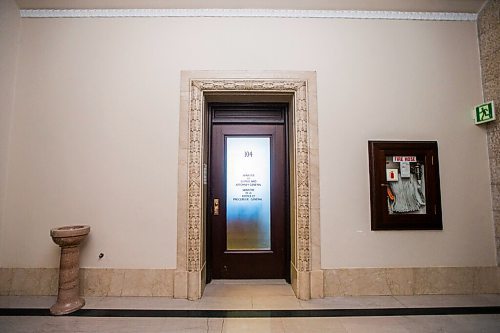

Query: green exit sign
[474,101,495,125]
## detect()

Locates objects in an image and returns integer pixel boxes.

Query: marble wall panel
[478,0,500,35]
[414,267,475,295]
[324,268,392,296]
[384,268,415,296]
[497,238,500,265]
[490,157,500,186]
[479,25,500,60]
[108,269,127,296]
[80,268,113,296]
[8,268,58,296]
[478,0,500,266]
[2,267,497,296]
[324,267,499,296]
[489,130,500,160]
[152,269,174,296]
[492,184,500,211]
[481,51,500,85]
[310,269,324,299]
[3,268,174,297]
[0,268,13,295]
[473,266,500,293]
[121,269,173,297]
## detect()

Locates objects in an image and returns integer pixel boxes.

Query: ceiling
[15,0,488,13]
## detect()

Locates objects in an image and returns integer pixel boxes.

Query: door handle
[213,198,219,216]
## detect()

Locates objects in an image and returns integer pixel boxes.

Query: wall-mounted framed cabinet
[368,141,443,231]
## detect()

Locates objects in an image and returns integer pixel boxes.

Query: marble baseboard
[324,267,500,296]
[0,268,174,297]
[0,268,58,296]
[2,267,498,297]
[80,269,174,297]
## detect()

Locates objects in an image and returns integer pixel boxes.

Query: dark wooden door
[208,103,289,280]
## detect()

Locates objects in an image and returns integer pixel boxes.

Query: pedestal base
[50,297,85,316]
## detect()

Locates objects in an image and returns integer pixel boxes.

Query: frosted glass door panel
[226,137,271,250]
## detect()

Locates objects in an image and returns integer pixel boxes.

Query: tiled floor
[1,280,499,332]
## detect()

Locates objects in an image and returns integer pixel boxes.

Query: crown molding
[19,9,477,21]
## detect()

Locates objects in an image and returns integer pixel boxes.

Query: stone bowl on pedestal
[50,225,90,315]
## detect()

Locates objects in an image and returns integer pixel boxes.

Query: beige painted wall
[0,0,20,266]
[1,15,496,269]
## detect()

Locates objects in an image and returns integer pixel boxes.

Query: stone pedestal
[50,225,90,315]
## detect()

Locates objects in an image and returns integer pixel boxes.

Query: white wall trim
[20,9,477,21]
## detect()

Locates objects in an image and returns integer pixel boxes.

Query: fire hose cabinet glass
[368,141,442,230]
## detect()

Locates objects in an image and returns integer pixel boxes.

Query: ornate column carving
[187,83,202,272]
[294,84,311,272]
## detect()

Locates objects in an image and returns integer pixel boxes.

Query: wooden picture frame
[368,141,442,230]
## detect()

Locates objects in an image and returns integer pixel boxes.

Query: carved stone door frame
[175,71,322,300]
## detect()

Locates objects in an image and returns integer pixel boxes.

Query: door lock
[213,198,219,216]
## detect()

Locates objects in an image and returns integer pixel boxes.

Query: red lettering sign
[393,156,416,162]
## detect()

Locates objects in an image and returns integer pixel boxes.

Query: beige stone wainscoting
[0,268,174,297]
[324,267,500,296]
[0,268,58,296]
[1,267,499,297]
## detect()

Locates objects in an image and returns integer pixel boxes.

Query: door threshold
[210,279,288,285]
